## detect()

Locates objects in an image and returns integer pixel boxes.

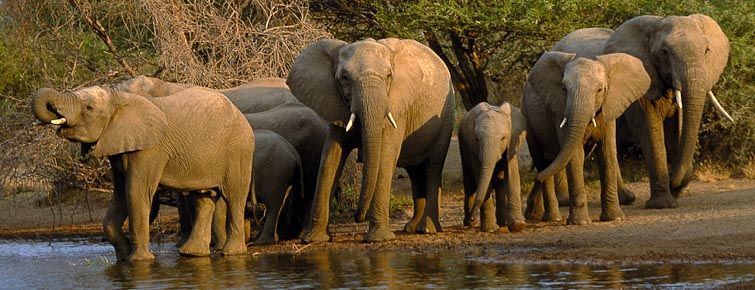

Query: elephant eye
[705,47,711,55]
[86,105,94,111]
[597,87,603,93]
[661,48,668,55]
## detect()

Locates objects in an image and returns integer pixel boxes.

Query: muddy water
[0,240,753,288]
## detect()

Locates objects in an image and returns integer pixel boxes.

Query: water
[0,240,753,288]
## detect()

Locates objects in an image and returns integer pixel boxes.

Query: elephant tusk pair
[387,112,398,128]
[559,117,567,128]
[708,91,734,122]
[345,113,356,132]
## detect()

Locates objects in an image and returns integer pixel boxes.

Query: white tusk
[559,117,567,128]
[591,117,597,127]
[674,89,683,109]
[50,118,67,125]
[387,112,398,128]
[707,91,733,122]
[345,113,356,132]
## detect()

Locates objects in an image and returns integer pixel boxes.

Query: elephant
[522,28,652,224]
[244,103,329,239]
[30,86,253,261]
[602,14,731,209]
[115,75,299,113]
[458,102,527,232]
[287,38,455,242]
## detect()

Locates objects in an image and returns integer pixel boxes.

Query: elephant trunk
[536,92,593,181]
[468,141,501,220]
[30,88,81,125]
[354,78,388,223]
[670,65,706,192]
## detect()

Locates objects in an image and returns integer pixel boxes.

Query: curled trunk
[670,67,706,190]
[537,98,593,181]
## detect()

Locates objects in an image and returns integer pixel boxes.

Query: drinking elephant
[523,28,651,224]
[603,14,732,208]
[30,86,253,261]
[287,38,455,242]
[458,102,526,232]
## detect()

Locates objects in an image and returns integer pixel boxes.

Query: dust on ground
[2,178,754,264]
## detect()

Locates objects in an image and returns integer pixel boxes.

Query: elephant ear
[689,14,730,88]
[603,15,664,101]
[92,92,168,157]
[597,53,651,121]
[527,51,575,113]
[286,39,349,126]
[378,38,448,116]
[506,103,527,161]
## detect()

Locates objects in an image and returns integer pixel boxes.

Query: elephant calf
[458,102,527,232]
[30,86,253,261]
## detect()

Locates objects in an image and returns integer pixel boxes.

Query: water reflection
[0,240,753,288]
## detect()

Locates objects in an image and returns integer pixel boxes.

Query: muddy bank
[4,179,753,264]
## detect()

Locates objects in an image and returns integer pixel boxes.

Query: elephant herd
[29,14,732,262]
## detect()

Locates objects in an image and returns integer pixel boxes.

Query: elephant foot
[417,216,440,234]
[253,235,277,245]
[599,209,625,222]
[403,215,421,233]
[179,242,211,257]
[671,185,689,199]
[524,206,544,221]
[127,249,155,262]
[542,209,562,222]
[221,240,248,256]
[300,229,331,244]
[363,225,396,242]
[462,217,478,228]
[566,209,591,225]
[479,222,499,233]
[507,220,527,233]
[619,187,637,205]
[175,236,188,249]
[645,194,678,209]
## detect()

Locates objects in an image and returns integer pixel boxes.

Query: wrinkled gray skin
[603,14,731,209]
[118,76,328,240]
[522,28,651,225]
[459,102,526,232]
[178,128,303,249]
[287,38,455,242]
[30,86,253,261]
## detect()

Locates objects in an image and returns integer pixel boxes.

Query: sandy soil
[3,178,753,264]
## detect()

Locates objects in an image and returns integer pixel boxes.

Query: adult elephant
[523,28,651,224]
[30,86,253,261]
[244,103,329,239]
[287,38,455,242]
[603,14,732,208]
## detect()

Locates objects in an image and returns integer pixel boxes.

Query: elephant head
[463,102,526,219]
[30,86,168,157]
[528,52,651,181]
[287,38,429,222]
[114,75,190,98]
[604,14,730,189]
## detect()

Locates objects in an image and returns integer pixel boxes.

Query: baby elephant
[459,102,527,232]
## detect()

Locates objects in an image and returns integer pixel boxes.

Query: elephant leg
[479,189,498,233]
[301,128,349,243]
[178,194,215,257]
[176,193,194,248]
[554,169,570,206]
[627,102,677,208]
[148,191,161,225]
[219,171,251,256]
[524,181,544,221]
[403,165,427,233]
[566,148,591,225]
[501,154,526,232]
[416,126,453,235]
[124,162,164,262]
[102,168,131,261]
[598,123,625,222]
[211,193,227,250]
[255,186,291,245]
[542,175,563,222]
[459,144,477,228]
[663,116,693,197]
[617,173,636,205]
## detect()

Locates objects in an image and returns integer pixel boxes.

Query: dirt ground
[2,178,754,264]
